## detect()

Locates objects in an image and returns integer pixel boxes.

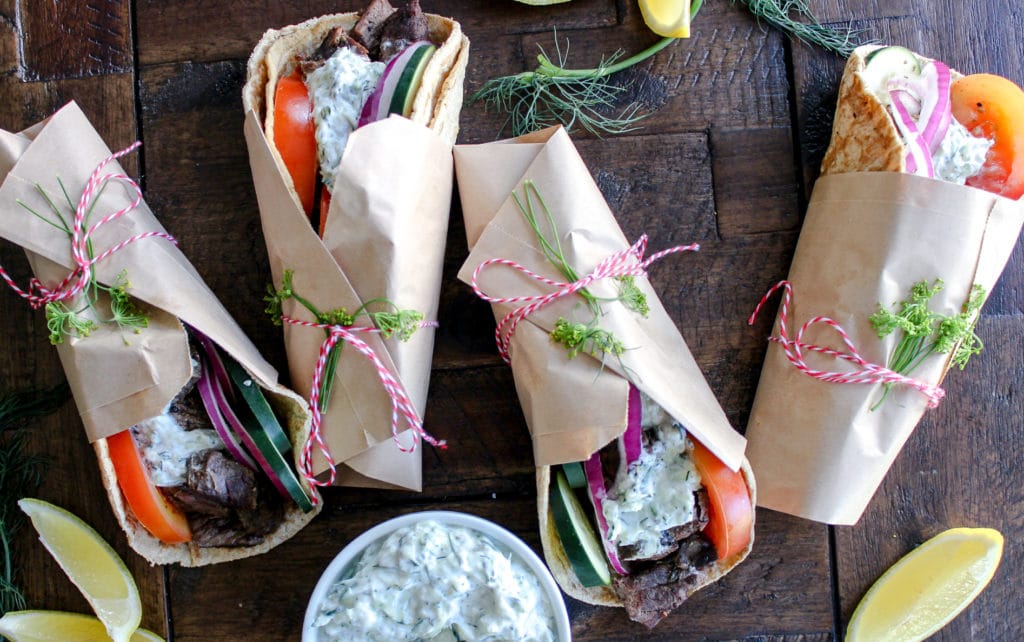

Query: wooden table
[1,1,1020,640]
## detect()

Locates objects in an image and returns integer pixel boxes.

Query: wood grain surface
[0,0,1020,640]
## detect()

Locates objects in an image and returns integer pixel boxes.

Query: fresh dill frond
[472,27,684,137]
[738,0,864,57]
[869,280,987,409]
[616,276,650,317]
[0,382,67,618]
[551,317,625,359]
[44,301,97,345]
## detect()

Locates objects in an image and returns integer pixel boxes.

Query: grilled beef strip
[351,0,396,53]
[377,0,429,62]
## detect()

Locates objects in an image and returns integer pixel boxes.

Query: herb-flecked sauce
[312,520,557,642]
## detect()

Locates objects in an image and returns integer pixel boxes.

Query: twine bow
[471,234,699,363]
[0,142,176,307]
[281,316,445,493]
[749,280,945,407]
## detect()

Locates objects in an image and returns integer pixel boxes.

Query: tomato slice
[272,69,318,218]
[318,187,332,238]
[691,439,753,560]
[950,73,1024,199]
[105,430,192,544]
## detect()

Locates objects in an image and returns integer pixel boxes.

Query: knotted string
[281,316,445,493]
[470,234,699,363]
[0,142,176,308]
[749,280,945,407]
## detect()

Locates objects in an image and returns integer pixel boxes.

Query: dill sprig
[869,279,986,409]
[18,181,150,345]
[738,0,863,58]
[0,382,68,620]
[265,271,426,411]
[513,181,647,361]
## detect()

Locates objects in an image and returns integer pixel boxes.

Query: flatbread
[94,353,322,567]
[241,11,469,210]
[536,455,757,610]
[821,44,963,175]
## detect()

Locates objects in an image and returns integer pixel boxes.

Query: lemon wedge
[639,0,691,38]
[846,527,1004,642]
[0,611,163,642]
[18,499,142,642]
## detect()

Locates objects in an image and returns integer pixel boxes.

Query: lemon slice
[639,0,691,38]
[0,611,163,642]
[847,527,1004,642]
[18,499,142,642]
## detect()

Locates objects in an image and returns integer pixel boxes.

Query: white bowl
[302,510,572,642]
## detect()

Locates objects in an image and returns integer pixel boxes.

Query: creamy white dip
[932,118,993,184]
[131,413,223,486]
[602,400,703,560]
[305,47,384,190]
[312,520,557,642]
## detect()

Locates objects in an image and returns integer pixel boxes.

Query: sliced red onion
[619,384,643,471]
[196,357,258,471]
[357,42,431,127]
[919,61,952,153]
[890,88,934,178]
[583,452,628,576]
[193,330,234,403]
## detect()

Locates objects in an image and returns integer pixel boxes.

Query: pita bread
[94,354,322,567]
[536,454,757,613]
[241,11,469,210]
[821,45,962,176]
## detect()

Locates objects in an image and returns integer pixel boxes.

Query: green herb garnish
[265,270,425,412]
[19,181,150,345]
[0,382,68,620]
[514,181,646,361]
[869,279,986,409]
[738,0,863,58]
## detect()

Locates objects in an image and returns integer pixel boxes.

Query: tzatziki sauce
[131,413,223,487]
[305,47,384,190]
[311,520,557,642]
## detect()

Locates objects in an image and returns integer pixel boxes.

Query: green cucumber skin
[388,45,435,117]
[222,354,292,454]
[562,462,587,489]
[549,470,612,587]
[864,45,921,73]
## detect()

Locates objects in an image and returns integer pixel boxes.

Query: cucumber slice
[222,353,293,455]
[562,462,587,489]
[549,469,612,587]
[861,46,921,96]
[387,44,435,118]
[219,351,314,512]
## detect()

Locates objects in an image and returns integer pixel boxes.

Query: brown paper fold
[243,112,452,491]
[746,172,1024,524]
[455,127,746,471]
[0,102,283,439]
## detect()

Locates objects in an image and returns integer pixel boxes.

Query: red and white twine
[281,316,445,494]
[0,142,176,308]
[749,280,945,408]
[470,234,699,363]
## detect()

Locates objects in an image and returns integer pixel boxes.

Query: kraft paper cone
[243,112,452,492]
[455,126,746,471]
[0,102,285,439]
[746,172,1024,524]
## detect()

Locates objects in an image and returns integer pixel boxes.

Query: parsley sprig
[514,181,647,360]
[18,180,149,345]
[265,270,425,411]
[869,279,985,409]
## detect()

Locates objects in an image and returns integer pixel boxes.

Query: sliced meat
[377,0,429,62]
[351,0,396,53]
[162,449,285,548]
[614,534,717,628]
[299,27,370,75]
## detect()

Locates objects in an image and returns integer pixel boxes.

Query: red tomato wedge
[950,73,1024,199]
[318,188,332,238]
[106,430,192,544]
[272,70,318,217]
[691,439,752,560]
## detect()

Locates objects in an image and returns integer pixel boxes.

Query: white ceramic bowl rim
[302,510,572,642]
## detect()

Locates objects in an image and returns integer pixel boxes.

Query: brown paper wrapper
[746,172,1024,524]
[243,112,452,491]
[0,102,286,438]
[454,127,746,471]
[0,102,321,565]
